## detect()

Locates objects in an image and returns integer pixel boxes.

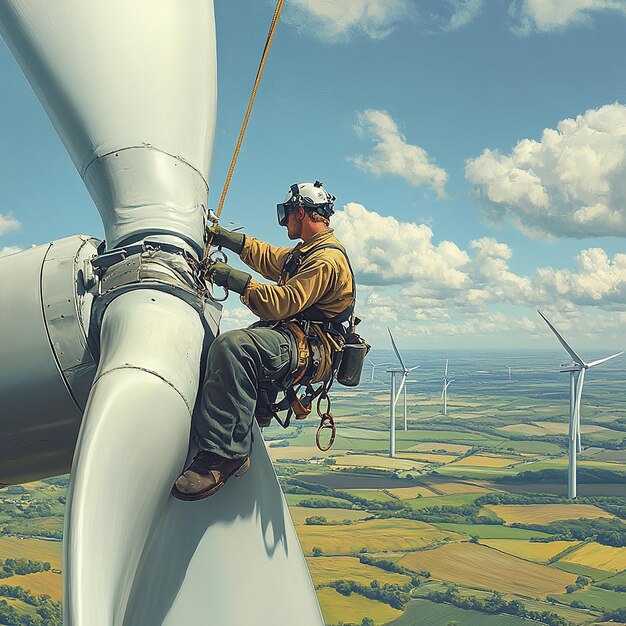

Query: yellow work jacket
[239,228,354,322]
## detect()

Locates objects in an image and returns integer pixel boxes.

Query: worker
[172,181,355,501]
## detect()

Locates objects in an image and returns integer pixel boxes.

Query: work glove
[207,223,245,254]
[207,261,251,295]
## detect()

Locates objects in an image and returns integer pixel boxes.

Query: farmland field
[331,454,426,471]
[316,587,402,625]
[288,506,370,525]
[451,454,519,468]
[550,585,626,610]
[398,542,577,598]
[295,518,458,554]
[2,348,626,625]
[480,539,579,562]
[305,555,411,586]
[434,523,550,539]
[559,542,626,573]
[0,537,62,569]
[387,598,534,626]
[385,485,439,499]
[485,504,614,524]
[0,571,62,601]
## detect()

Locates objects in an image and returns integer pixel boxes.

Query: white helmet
[277,180,336,226]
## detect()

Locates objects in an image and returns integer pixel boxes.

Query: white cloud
[534,248,626,307]
[349,110,448,198]
[444,0,484,30]
[218,305,259,332]
[333,203,468,291]
[0,213,19,236]
[510,0,626,34]
[330,202,626,346]
[465,103,626,238]
[285,0,410,41]
[0,246,22,258]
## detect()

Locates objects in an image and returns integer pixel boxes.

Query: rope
[204,0,285,258]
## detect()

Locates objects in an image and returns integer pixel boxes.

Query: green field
[3,350,626,624]
[551,585,626,610]
[386,598,536,626]
[433,523,550,539]
[403,492,486,509]
[550,561,615,581]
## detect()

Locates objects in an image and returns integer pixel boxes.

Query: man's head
[277,181,335,240]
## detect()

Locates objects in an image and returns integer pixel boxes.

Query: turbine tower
[441,359,453,416]
[387,328,419,456]
[508,366,512,380]
[538,310,623,499]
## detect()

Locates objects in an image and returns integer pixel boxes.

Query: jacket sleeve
[239,236,292,282]
[241,254,337,321]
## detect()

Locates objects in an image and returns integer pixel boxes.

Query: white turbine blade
[408,365,420,372]
[587,351,624,368]
[444,359,448,377]
[445,380,453,390]
[387,327,407,370]
[394,374,407,406]
[537,310,586,366]
[574,368,585,450]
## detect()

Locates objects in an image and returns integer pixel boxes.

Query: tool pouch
[337,331,370,387]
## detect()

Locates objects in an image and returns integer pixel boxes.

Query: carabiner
[316,413,336,452]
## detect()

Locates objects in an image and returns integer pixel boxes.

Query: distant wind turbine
[367,358,393,383]
[441,359,454,415]
[387,328,419,457]
[538,310,623,498]
[508,366,512,381]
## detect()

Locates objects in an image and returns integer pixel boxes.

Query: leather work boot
[171,451,251,501]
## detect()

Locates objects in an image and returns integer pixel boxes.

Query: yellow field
[332,454,426,471]
[397,452,459,464]
[316,587,402,625]
[306,556,410,586]
[481,539,580,562]
[265,445,335,460]
[486,504,614,525]
[532,422,608,435]
[452,454,518,468]
[0,537,62,569]
[296,518,458,555]
[422,478,492,495]
[406,443,471,454]
[1,571,62,601]
[398,542,577,599]
[498,424,547,436]
[387,485,439,499]
[559,542,626,572]
[289,507,370,525]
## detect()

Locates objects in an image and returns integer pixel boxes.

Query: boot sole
[171,457,251,502]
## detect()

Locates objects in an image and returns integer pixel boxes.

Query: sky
[1,0,626,352]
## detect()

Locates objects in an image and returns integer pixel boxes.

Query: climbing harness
[254,242,370,450]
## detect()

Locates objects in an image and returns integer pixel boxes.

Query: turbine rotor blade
[587,351,624,368]
[444,359,448,377]
[408,365,420,372]
[537,310,586,366]
[574,367,585,448]
[394,374,407,406]
[387,327,407,370]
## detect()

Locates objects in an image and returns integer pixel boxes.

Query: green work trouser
[195,326,296,459]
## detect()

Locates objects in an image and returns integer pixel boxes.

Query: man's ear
[298,207,307,220]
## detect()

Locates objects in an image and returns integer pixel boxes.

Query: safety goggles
[277,183,301,226]
[276,202,293,226]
